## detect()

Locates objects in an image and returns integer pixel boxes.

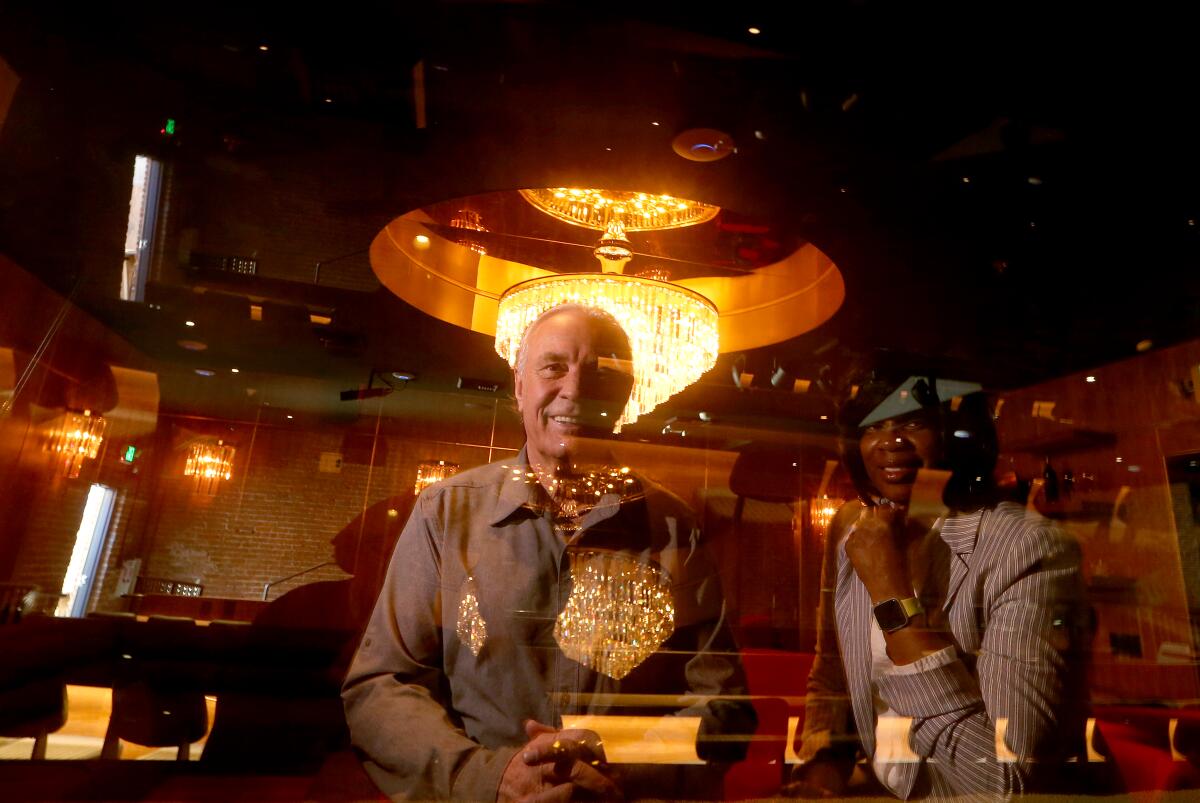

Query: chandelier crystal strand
[495,274,719,429]
[553,550,675,680]
[455,575,488,657]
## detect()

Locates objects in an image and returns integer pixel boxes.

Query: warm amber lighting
[415,459,459,495]
[48,409,106,479]
[495,273,719,429]
[554,550,675,680]
[184,439,236,494]
[519,188,719,232]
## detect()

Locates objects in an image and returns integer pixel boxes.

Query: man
[343,304,750,801]
[792,364,1087,798]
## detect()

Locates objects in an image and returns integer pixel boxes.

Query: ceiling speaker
[672,128,736,162]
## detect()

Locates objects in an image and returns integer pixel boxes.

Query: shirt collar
[489,446,542,526]
[487,446,633,530]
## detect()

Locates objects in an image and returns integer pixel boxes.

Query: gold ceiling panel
[370,209,844,353]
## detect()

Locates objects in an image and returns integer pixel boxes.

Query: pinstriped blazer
[799,501,1086,799]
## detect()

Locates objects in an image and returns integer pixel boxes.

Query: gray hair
[513,303,630,374]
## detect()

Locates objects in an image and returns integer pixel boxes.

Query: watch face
[873,598,908,632]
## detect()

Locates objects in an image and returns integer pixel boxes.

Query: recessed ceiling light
[1086,375,1096,383]
[177,340,207,352]
[231,368,240,373]
[258,44,269,52]
[1116,456,1123,463]
[185,320,195,327]
[1136,339,1153,352]
[1027,176,1043,185]
[194,369,215,377]
[286,414,294,420]
[819,415,829,420]
[747,27,761,35]
[413,234,431,248]
[961,176,971,184]
[650,121,660,126]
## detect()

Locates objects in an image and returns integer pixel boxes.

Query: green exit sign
[122,445,138,463]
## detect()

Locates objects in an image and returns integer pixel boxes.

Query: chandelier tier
[519,188,719,232]
[495,273,718,428]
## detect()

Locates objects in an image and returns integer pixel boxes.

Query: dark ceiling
[1,1,1198,439]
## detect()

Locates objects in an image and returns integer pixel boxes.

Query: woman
[790,361,1088,799]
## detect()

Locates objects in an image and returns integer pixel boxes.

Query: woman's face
[858,411,942,505]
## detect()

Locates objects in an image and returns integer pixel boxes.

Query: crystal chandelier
[184,439,236,494]
[497,187,722,429]
[414,459,459,495]
[496,274,717,428]
[554,549,675,680]
[48,409,106,479]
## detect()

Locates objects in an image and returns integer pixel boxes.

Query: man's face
[514,309,633,470]
[858,411,942,505]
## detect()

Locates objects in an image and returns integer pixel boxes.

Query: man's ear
[513,369,524,412]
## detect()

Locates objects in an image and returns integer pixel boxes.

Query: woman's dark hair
[833,357,999,511]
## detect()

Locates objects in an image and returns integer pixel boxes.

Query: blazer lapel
[939,508,985,613]
[835,538,876,759]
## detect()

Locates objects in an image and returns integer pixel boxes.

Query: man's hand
[497,720,622,802]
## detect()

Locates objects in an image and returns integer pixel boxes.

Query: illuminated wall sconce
[184,439,236,494]
[414,460,458,495]
[48,409,107,478]
[809,495,843,536]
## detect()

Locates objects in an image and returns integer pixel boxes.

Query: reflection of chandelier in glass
[554,549,675,680]
[185,439,235,494]
[414,460,459,495]
[496,273,718,429]
[519,188,719,231]
[49,409,106,479]
[500,188,721,429]
[448,209,488,255]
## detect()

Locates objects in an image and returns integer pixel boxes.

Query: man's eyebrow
[535,350,569,364]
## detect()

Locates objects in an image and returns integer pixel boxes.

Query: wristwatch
[872,596,924,633]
